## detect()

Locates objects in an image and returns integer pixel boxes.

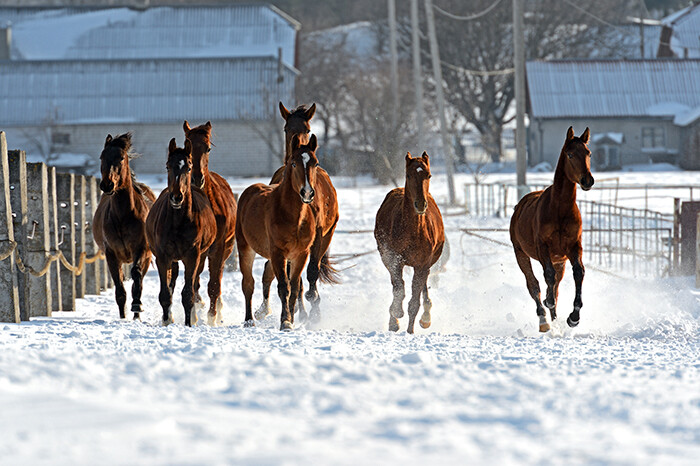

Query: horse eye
[206,147,211,153]
[292,163,297,168]
[305,129,310,134]
[427,174,432,179]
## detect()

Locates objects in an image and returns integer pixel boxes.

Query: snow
[1,171,699,464]
[645,101,691,117]
[592,132,624,144]
[674,106,700,127]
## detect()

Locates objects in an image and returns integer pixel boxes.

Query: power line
[433,0,504,21]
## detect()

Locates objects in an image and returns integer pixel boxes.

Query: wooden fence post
[74,175,87,299]
[673,197,681,275]
[56,173,76,312]
[696,212,700,288]
[8,149,29,320]
[48,166,62,312]
[0,133,20,323]
[25,162,52,317]
[84,176,101,295]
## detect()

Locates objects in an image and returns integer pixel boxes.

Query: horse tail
[318,253,341,284]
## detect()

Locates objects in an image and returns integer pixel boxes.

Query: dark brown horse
[93,133,156,320]
[237,134,319,331]
[374,152,445,334]
[256,103,339,324]
[146,138,216,327]
[183,120,237,326]
[510,126,594,332]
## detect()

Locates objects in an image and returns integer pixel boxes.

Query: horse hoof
[539,322,551,332]
[567,316,580,328]
[419,319,431,329]
[390,307,404,319]
[388,317,399,332]
[281,321,293,331]
[254,302,271,321]
[162,318,173,327]
[132,313,141,322]
[243,319,255,328]
[207,314,217,327]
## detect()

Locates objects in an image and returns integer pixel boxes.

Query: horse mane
[289,105,311,119]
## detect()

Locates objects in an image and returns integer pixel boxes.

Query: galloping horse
[256,103,339,324]
[93,133,156,320]
[375,152,445,334]
[237,134,320,331]
[146,138,216,327]
[510,127,594,332]
[183,120,237,326]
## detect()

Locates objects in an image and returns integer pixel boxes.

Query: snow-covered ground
[1,171,699,464]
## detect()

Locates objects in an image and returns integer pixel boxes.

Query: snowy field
[1,171,699,464]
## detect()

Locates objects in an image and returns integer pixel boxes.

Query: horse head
[288,133,319,204]
[166,138,193,210]
[183,120,212,189]
[405,151,432,215]
[99,133,132,195]
[279,102,315,161]
[562,127,594,191]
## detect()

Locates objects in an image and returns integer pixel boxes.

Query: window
[51,131,70,145]
[641,127,665,149]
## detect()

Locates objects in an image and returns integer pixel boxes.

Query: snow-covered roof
[527,59,700,119]
[0,57,298,127]
[0,5,299,66]
[661,3,700,58]
[592,132,624,144]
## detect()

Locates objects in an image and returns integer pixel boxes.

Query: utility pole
[425,0,456,205]
[411,0,424,151]
[513,0,527,199]
[639,0,646,57]
[388,0,400,130]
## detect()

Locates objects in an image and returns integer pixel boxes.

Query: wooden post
[673,197,681,275]
[8,150,29,320]
[84,176,101,295]
[25,162,52,317]
[696,212,700,288]
[74,175,87,299]
[48,166,62,312]
[56,173,76,312]
[0,133,20,323]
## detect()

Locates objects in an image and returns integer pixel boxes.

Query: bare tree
[19,107,67,164]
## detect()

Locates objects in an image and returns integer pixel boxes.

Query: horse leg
[513,246,549,332]
[255,260,274,320]
[193,255,206,312]
[270,252,292,331]
[169,261,179,296]
[379,248,404,332]
[181,252,201,327]
[537,242,558,322]
[304,229,324,322]
[288,255,308,328]
[239,243,256,327]
[105,249,126,319]
[567,242,585,328]
[550,262,566,322]
[130,249,150,321]
[157,257,174,325]
[419,281,432,329]
[407,267,429,334]
[206,241,230,327]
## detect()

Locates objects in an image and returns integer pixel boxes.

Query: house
[0,4,300,176]
[657,3,700,58]
[526,59,700,170]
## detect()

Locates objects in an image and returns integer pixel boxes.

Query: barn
[0,4,300,176]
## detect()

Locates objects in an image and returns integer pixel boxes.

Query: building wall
[2,120,284,177]
[528,117,682,167]
[680,121,700,170]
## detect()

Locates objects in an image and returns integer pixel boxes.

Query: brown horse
[146,138,216,327]
[237,134,319,331]
[510,126,594,332]
[183,120,237,326]
[256,102,339,324]
[93,133,156,320]
[374,152,445,334]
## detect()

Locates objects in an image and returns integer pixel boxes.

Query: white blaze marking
[416,167,423,172]
[302,152,312,199]
[178,159,185,170]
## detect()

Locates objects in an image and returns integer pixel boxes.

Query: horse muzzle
[580,175,595,191]
[414,200,428,215]
[300,187,315,204]
[100,180,114,195]
[169,194,184,209]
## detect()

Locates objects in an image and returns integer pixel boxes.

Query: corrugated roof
[0,5,298,65]
[526,59,700,119]
[0,57,298,126]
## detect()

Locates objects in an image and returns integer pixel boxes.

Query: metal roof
[526,59,700,119]
[0,4,298,65]
[0,56,298,126]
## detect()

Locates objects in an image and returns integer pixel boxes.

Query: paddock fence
[0,132,109,323]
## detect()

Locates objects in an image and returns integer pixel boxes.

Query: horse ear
[581,127,590,143]
[405,152,412,165]
[183,120,190,133]
[308,134,318,152]
[305,103,316,121]
[184,139,192,155]
[205,121,212,129]
[168,138,177,154]
[421,151,429,161]
[105,134,112,147]
[566,126,574,141]
[279,102,290,120]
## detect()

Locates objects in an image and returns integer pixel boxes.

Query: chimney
[0,25,11,60]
